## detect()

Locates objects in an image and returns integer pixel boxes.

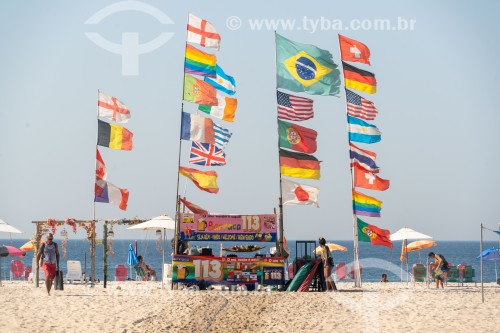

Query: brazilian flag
[276,34,340,96]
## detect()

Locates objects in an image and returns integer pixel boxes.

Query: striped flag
[277,91,314,121]
[346,89,378,120]
[213,122,232,149]
[349,142,379,173]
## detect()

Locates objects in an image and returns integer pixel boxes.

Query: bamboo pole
[103,222,108,288]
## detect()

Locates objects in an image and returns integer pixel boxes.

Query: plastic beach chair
[335,263,349,280]
[412,264,426,282]
[28,258,45,282]
[10,260,24,280]
[24,266,32,281]
[349,263,362,280]
[446,266,459,284]
[115,265,127,281]
[65,260,83,283]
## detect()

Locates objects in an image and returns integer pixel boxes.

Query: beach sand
[0,281,498,333]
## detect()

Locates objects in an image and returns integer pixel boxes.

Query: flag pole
[91,89,101,283]
[94,89,99,223]
[174,17,191,258]
[338,34,361,288]
[480,223,484,303]
[274,31,285,257]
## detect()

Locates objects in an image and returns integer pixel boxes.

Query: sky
[1,0,499,241]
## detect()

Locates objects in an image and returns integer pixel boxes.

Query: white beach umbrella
[390,227,432,241]
[390,227,432,283]
[0,219,23,234]
[127,215,175,289]
[127,215,175,230]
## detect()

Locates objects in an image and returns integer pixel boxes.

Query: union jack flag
[189,141,226,166]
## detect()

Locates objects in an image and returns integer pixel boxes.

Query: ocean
[1,239,498,283]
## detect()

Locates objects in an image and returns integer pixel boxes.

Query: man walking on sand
[428,252,449,289]
[36,233,60,295]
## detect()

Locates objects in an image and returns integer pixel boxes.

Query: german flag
[279,149,320,180]
[342,62,376,94]
[97,120,133,150]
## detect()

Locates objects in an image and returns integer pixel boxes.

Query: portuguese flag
[279,149,320,180]
[343,61,377,94]
[97,120,133,151]
[357,218,392,248]
[278,120,317,154]
[183,74,218,106]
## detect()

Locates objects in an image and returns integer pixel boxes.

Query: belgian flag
[97,120,133,150]
[342,62,377,94]
[279,149,320,180]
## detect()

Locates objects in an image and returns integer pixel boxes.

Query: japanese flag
[281,178,319,207]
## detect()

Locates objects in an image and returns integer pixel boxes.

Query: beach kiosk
[172,213,285,288]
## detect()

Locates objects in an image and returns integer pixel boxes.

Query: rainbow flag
[185,44,216,77]
[352,190,382,217]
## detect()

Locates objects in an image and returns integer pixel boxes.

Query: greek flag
[213,123,232,149]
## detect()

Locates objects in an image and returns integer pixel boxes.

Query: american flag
[189,141,226,166]
[277,91,314,121]
[345,89,378,120]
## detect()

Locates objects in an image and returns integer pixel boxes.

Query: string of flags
[94,91,132,211]
[179,14,237,194]
[339,35,392,248]
[275,33,341,207]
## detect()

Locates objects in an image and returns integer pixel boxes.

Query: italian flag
[357,218,392,248]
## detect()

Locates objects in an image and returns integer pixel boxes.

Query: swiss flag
[339,35,371,65]
[353,163,390,191]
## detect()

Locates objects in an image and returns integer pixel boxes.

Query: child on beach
[380,273,388,283]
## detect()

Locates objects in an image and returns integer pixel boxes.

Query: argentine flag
[348,116,381,144]
[204,65,236,95]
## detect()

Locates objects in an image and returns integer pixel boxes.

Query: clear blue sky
[1,0,499,241]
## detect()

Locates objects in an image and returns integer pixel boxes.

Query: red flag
[180,197,209,214]
[339,35,371,65]
[96,148,107,180]
[353,163,390,191]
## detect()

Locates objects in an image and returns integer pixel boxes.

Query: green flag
[276,33,340,96]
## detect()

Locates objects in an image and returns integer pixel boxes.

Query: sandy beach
[0,281,498,333]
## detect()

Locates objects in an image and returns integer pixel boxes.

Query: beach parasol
[127,215,175,289]
[0,245,25,286]
[0,219,23,234]
[390,228,432,282]
[390,228,432,241]
[477,248,500,281]
[404,240,437,253]
[315,243,348,253]
[20,240,36,252]
[0,245,25,257]
[127,244,139,280]
[127,215,175,230]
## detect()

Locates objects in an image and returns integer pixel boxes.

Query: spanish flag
[279,149,320,180]
[342,62,377,94]
[97,120,133,150]
[179,166,219,194]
